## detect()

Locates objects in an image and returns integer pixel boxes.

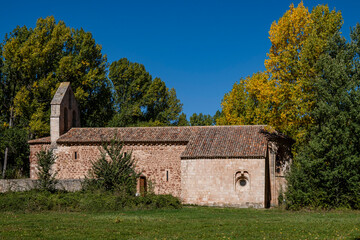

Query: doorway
[139,176,147,196]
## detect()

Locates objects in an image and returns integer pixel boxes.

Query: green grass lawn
[0,207,359,239]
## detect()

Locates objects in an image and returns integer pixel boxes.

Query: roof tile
[29,125,270,158]
[181,126,267,158]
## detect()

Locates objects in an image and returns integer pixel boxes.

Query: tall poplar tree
[218,2,343,144]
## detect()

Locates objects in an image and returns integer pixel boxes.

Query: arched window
[235,171,250,192]
[69,93,72,109]
[64,107,68,133]
[72,110,77,127]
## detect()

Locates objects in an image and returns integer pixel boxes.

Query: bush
[74,135,183,212]
[82,136,141,194]
[0,190,182,212]
[36,149,58,192]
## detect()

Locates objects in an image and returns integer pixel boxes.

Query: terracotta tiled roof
[28,136,51,144]
[56,127,197,144]
[29,125,270,158]
[181,126,267,159]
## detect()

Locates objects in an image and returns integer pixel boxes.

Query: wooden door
[140,176,147,196]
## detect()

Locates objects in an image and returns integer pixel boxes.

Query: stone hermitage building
[29,82,293,208]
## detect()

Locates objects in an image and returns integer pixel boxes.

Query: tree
[36,149,58,192]
[190,113,213,126]
[286,26,360,209]
[0,127,29,178]
[108,58,151,126]
[108,58,183,127]
[0,16,114,178]
[0,26,32,129]
[264,2,342,141]
[0,26,32,178]
[217,72,270,126]
[188,111,223,126]
[218,3,343,144]
[1,16,113,138]
[83,136,141,194]
[177,113,190,126]
[212,110,222,125]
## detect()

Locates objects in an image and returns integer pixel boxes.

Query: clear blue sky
[1,0,359,118]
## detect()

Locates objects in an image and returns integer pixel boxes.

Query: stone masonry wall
[29,144,51,179]
[275,176,286,205]
[128,144,186,198]
[181,158,266,208]
[0,179,83,193]
[31,143,186,198]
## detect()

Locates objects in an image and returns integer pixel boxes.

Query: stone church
[29,82,293,208]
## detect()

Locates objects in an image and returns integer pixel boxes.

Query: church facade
[29,82,292,208]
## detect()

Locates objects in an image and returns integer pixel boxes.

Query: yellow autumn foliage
[219,2,342,144]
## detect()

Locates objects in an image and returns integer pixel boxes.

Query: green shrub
[36,149,58,192]
[0,190,182,212]
[82,136,141,194]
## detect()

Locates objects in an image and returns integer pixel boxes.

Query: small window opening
[239,179,247,186]
[64,107,68,133]
[166,170,169,182]
[74,152,78,160]
[72,110,77,128]
[235,171,250,192]
[69,94,72,110]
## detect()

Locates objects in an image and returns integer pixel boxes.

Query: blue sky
[1,0,359,118]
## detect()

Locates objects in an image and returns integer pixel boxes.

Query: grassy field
[0,207,359,239]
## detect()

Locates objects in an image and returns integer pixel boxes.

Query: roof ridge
[67,125,267,130]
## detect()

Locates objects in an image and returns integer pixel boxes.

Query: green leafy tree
[286,27,360,209]
[36,149,58,192]
[0,26,32,128]
[190,113,213,126]
[84,136,141,194]
[0,17,114,177]
[1,16,113,138]
[108,58,152,126]
[189,111,222,126]
[0,127,29,178]
[108,58,182,127]
[212,110,222,125]
[177,113,190,126]
[0,27,32,178]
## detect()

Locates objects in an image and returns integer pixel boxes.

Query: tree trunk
[2,108,14,179]
[2,147,8,179]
